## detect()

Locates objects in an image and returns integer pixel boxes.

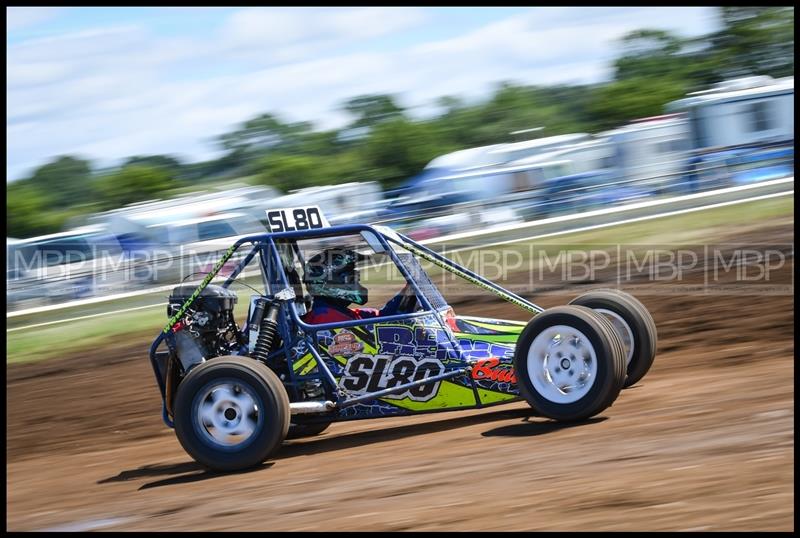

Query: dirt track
[6,221,794,531]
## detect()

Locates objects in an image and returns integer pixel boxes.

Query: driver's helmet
[303,248,369,305]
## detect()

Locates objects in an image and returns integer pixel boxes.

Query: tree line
[7,7,794,238]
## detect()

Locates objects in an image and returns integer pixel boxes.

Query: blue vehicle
[378,167,475,228]
[727,143,794,184]
[524,169,653,218]
[149,207,657,471]
[682,142,794,193]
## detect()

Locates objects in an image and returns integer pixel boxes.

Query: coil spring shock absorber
[251,298,280,362]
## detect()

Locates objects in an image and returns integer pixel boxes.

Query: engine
[166,285,326,402]
[168,284,242,371]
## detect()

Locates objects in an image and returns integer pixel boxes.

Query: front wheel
[513,305,627,422]
[173,356,290,472]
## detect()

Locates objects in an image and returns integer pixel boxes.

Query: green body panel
[291,313,528,415]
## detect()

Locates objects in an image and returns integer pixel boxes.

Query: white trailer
[421,133,593,175]
[484,133,593,164]
[665,76,794,149]
[600,114,691,190]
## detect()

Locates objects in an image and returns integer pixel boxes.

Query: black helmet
[303,248,369,305]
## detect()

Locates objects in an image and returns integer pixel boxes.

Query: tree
[294,130,342,157]
[182,150,251,182]
[342,94,406,130]
[123,155,184,177]
[612,9,794,93]
[533,84,598,131]
[6,182,70,237]
[94,165,177,208]
[436,82,582,147]
[362,118,449,189]
[586,77,688,131]
[218,113,313,154]
[252,154,326,193]
[614,29,687,81]
[708,7,794,79]
[26,156,92,208]
[436,95,465,116]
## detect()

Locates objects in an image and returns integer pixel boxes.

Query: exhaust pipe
[289,401,336,415]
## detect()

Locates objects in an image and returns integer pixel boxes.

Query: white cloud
[217,7,427,65]
[6,7,60,31]
[8,26,151,98]
[6,7,718,180]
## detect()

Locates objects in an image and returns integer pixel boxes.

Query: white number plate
[265,206,330,233]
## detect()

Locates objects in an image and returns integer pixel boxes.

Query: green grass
[7,308,162,365]
[6,271,266,329]
[415,194,794,283]
[432,194,794,248]
[6,194,793,365]
[529,194,794,246]
[7,286,257,365]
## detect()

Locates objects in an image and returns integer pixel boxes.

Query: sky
[6,7,720,181]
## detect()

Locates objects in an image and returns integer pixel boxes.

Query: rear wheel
[173,356,290,472]
[513,305,627,422]
[569,289,657,388]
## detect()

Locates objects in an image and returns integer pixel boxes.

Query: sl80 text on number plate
[265,206,331,233]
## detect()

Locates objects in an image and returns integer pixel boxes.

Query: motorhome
[395,135,647,228]
[484,133,593,164]
[665,76,794,149]
[666,76,794,189]
[599,114,691,192]
[418,133,593,177]
[392,133,596,217]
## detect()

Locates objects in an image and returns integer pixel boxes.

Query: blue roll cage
[149,224,544,428]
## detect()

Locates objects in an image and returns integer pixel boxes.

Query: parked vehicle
[666,76,794,150]
[599,114,692,195]
[681,142,794,193]
[385,134,598,224]
[6,226,131,308]
[136,212,266,285]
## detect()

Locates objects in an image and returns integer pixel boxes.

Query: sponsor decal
[328,330,364,357]
[471,357,517,384]
[458,338,515,360]
[376,324,457,361]
[339,353,445,402]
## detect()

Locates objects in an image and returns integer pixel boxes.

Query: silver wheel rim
[527,325,598,404]
[595,308,634,367]
[195,381,260,447]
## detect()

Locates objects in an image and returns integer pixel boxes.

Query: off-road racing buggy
[149,206,657,472]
